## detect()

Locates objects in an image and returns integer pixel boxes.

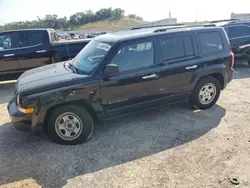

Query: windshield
[72,40,112,74]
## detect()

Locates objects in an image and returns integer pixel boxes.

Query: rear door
[0,32,19,75]
[15,30,51,71]
[153,32,200,101]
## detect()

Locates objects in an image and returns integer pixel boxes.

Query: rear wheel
[190,76,221,110]
[47,105,94,145]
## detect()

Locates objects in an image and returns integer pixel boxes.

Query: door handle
[185,65,197,70]
[36,50,46,53]
[142,74,158,80]
[4,54,15,57]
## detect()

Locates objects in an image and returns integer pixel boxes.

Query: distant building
[231,13,250,20]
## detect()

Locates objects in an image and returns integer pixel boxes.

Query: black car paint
[8,26,234,131]
[222,23,250,63]
[0,29,90,80]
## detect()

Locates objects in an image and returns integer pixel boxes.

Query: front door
[0,32,19,76]
[15,30,51,72]
[100,40,164,117]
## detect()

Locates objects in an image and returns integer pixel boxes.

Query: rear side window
[17,31,44,48]
[227,26,250,38]
[160,35,195,61]
[199,32,224,55]
[183,36,195,56]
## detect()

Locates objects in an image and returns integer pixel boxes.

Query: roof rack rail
[153,24,216,33]
[228,19,250,24]
[131,23,184,30]
[210,19,239,23]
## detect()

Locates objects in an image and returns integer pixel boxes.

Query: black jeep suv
[8,25,234,145]
[212,19,250,67]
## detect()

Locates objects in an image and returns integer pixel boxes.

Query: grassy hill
[74,18,147,31]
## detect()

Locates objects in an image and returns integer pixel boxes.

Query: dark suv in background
[8,25,234,145]
[212,19,250,67]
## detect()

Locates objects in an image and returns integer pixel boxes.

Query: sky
[0,0,250,25]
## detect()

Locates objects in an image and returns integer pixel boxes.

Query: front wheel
[47,105,94,145]
[190,76,221,110]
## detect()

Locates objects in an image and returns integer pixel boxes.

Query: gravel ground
[0,64,250,188]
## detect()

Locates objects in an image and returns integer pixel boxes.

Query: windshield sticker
[97,43,111,51]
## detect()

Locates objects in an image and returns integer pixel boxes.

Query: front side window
[227,26,250,38]
[72,40,111,74]
[110,41,153,72]
[0,34,13,50]
[199,32,224,55]
[17,32,43,48]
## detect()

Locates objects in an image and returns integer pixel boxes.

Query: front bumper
[7,99,33,132]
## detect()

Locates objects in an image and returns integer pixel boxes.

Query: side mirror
[103,64,120,79]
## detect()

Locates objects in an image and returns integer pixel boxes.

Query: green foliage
[111,8,125,20]
[75,18,146,31]
[1,7,143,31]
[128,14,143,20]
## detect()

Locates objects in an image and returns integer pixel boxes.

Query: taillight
[230,51,235,70]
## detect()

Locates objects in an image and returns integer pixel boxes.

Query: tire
[47,105,94,145]
[190,76,221,110]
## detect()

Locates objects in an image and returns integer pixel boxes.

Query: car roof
[213,20,250,27]
[0,28,54,34]
[95,25,224,43]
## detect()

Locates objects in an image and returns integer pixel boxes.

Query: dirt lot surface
[0,64,250,188]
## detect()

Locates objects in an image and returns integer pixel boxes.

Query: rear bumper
[7,99,42,133]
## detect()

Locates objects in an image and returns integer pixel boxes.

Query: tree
[111,8,125,20]
[128,14,136,19]
[1,7,143,31]
[70,12,85,26]
[95,8,112,20]
[128,14,143,20]
[84,10,95,23]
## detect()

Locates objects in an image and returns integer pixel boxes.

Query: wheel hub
[64,120,76,131]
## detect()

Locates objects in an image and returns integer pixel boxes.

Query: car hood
[17,61,91,95]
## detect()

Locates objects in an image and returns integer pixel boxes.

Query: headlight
[16,94,34,114]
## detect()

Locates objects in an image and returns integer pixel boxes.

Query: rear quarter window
[199,31,224,55]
